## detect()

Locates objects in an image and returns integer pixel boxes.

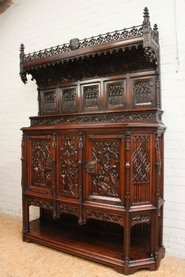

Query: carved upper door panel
[84,134,125,206]
[26,134,56,195]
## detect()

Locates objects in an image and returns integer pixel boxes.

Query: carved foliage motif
[106,82,124,108]
[60,205,78,215]
[132,214,150,223]
[87,210,122,223]
[32,139,52,187]
[31,112,157,126]
[59,136,79,198]
[62,87,77,111]
[28,197,53,209]
[133,79,153,106]
[91,140,119,197]
[83,85,99,110]
[43,90,56,113]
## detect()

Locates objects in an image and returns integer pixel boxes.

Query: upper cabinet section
[19,7,161,117]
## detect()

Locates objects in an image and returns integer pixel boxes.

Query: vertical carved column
[52,133,58,219]
[78,132,85,225]
[21,134,29,235]
[124,131,131,274]
[37,86,41,116]
[154,133,162,262]
[19,43,27,84]
[143,7,151,48]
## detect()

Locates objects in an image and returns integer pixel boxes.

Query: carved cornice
[19,7,160,84]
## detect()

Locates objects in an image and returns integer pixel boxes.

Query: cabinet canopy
[19,7,160,86]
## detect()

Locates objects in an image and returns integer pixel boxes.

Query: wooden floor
[0,213,185,277]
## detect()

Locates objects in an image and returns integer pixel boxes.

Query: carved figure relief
[59,136,79,198]
[32,139,52,187]
[91,140,119,197]
[82,84,100,110]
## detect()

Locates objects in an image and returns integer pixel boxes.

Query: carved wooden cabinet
[20,8,166,275]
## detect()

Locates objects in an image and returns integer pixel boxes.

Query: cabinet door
[26,134,56,195]
[57,134,81,199]
[85,134,125,206]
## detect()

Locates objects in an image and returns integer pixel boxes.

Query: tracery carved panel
[42,90,57,114]
[105,81,125,109]
[59,135,79,198]
[131,135,151,204]
[133,78,154,107]
[82,84,100,110]
[61,87,78,112]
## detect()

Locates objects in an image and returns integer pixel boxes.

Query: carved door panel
[57,133,81,200]
[130,134,154,206]
[26,134,56,195]
[84,134,125,206]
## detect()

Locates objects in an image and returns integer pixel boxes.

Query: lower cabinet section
[21,128,165,275]
[22,205,165,275]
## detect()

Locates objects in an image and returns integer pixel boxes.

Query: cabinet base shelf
[23,213,165,275]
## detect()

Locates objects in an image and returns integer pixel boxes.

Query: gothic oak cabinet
[20,8,166,275]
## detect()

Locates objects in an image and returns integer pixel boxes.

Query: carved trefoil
[61,87,78,112]
[105,80,125,109]
[82,84,100,110]
[132,78,155,107]
[59,135,79,198]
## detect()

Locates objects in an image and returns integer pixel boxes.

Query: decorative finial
[153,24,158,31]
[143,7,150,25]
[19,43,27,84]
[20,43,25,58]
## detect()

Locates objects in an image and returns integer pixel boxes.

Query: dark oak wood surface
[20,7,165,275]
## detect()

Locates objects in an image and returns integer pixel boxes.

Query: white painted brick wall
[0,0,185,259]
